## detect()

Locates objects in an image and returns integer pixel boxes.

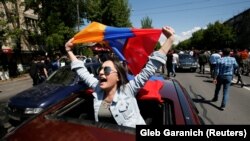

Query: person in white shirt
[172,50,179,77]
[209,50,221,78]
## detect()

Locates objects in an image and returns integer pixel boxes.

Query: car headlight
[24,108,43,114]
[192,62,198,66]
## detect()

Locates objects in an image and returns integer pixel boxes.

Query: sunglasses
[97,66,117,75]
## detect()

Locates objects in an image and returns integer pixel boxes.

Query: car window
[138,99,174,125]
[47,66,76,85]
[179,54,190,59]
[179,54,195,61]
[47,63,100,85]
[85,62,101,76]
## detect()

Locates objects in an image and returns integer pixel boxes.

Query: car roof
[5,118,135,141]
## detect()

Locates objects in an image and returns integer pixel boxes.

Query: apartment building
[0,0,39,53]
[0,0,39,76]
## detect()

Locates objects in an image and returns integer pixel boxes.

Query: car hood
[8,82,81,108]
[179,59,195,63]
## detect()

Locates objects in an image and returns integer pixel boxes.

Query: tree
[190,29,205,50]
[141,16,152,28]
[203,21,236,50]
[24,0,86,54]
[84,0,132,27]
[177,21,236,51]
[0,10,8,47]
[176,39,191,50]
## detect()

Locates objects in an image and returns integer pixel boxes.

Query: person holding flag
[65,23,174,128]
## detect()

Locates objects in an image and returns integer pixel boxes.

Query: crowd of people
[28,54,68,86]
[165,48,250,81]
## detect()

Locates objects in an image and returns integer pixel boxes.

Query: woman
[65,26,175,128]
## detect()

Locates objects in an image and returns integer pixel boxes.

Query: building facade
[224,8,250,49]
[0,0,39,52]
[0,0,39,77]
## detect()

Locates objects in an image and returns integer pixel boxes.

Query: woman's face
[98,60,119,90]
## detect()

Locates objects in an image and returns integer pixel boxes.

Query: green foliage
[81,47,94,57]
[203,21,236,49]
[0,0,23,51]
[190,29,204,50]
[176,21,236,51]
[141,16,153,28]
[176,39,191,50]
[23,0,132,54]
[24,0,83,52]
[84,0,132,27]
[0,13,8,45]
[154,42,161,50]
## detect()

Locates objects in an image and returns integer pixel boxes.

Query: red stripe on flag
[123,29,161,75]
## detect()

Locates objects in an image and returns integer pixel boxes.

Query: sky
[128,0,250,44]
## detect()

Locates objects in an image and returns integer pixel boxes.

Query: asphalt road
[0,74,33,102]
[173,67,250,124]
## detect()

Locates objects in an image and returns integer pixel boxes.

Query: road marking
[205,68,250,91]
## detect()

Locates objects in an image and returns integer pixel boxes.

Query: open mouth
[99,77,107,83]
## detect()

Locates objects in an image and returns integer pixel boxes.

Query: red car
[3,77,202,141]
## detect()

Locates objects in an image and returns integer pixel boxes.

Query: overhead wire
[132,0,250,16]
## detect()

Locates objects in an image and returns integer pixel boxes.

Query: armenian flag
[73,22,162,75]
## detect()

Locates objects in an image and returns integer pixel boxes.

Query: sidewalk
[0,73,31,85]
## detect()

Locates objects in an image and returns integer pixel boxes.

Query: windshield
[47,66,77,85]
[179,54,194,60]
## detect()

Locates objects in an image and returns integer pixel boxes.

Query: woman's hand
[159,26,175,54]
[65,38,78,61]
[65,38,74,51]
[162,26,175,39]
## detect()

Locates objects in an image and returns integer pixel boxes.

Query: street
[174,67,250,124]
[0,74,33,102]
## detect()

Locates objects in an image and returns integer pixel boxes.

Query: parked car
[6,61,100,126]
[176,54,199,72]
[3,75,203,141]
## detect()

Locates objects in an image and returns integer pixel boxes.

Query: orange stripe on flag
[73,22,106,43]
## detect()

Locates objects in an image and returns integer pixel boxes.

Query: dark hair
[104,56,129,90]
[223,48,231,56]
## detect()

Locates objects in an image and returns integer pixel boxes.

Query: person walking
[209,50,221,78]
[29,57,39,86]
[37,56,48,84]
[198,50,208,74]
[233,49,245,87]
[65,26,175,128]
[211,48,238,110]
[172,50,178,77]
[166,50,173,77]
